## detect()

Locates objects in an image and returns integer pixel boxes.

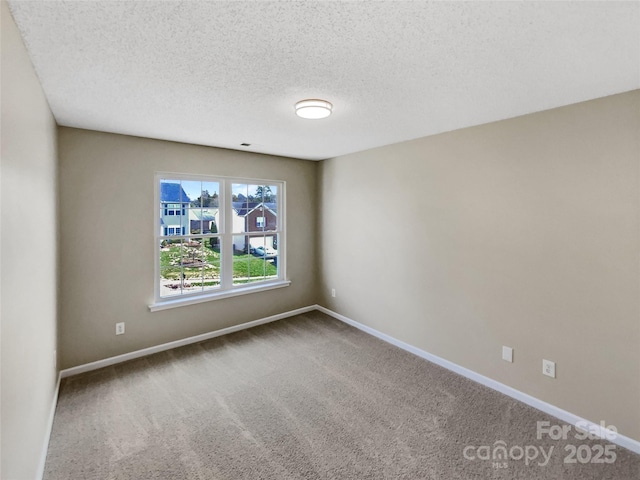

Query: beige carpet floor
[45,311,639,479]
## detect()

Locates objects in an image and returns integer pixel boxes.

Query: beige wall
[4,1,639,467]
[318,91,640,442]
[57,128,318,369]
[1,1,59,478]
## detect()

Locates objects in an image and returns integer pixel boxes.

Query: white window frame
[150,173,289,312]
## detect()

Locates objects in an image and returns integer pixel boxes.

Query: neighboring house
[231,201,277,252]
[189,208,219,234]
[160,182,190,236]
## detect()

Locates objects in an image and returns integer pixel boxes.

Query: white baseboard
[315,305,640,455]
[60,305,316,379]
[52,303,640,457]
[37,370,61,480]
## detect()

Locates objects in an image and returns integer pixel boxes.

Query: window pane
[160,267,183,297]
[264,185,277,231]
[159,209,166,236]
[232,183,249,233]
[251,236,265,259]
[248,184,263,202]
[232,252,276,285]
[202,181,220,235]
[251,211,263,232]
[206,235,221,253]
[182,266,203,294]
[181,238,204,294]
[201,181,220,208]
[202,266,221,291]
[248,256,266,283]
[232,247,250,286]
[266,234,279,280]
[248,234,266,283]
[203,237,221,291]
[162,207,184,233]
[181,180,201,207]
[247,235,262,255]
[187,208,204,234]
[161,237,181,262]
[202,236,219,260]
[247,184,264,233]
[246,234,278,283]
[160,179,181,208]
[181,237,204,268]
[160,179,186,235]
[232,234,247,254]
[159,237,183,297]
[200,208,218,235]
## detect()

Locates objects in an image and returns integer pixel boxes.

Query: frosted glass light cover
[295,99,332,119]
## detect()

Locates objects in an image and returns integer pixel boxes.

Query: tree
[255,185,273,202]
[209,221,219,247]
[191,190,219,207]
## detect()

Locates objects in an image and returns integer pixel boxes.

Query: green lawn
[232,250,278,278]
[160,241,276,281]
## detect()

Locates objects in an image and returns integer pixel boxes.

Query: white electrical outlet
[502,346,513,363]
[116,322,125,335]
[331,288,336,298]
[543,359,556,378]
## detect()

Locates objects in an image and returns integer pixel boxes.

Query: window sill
[148,280,291,312]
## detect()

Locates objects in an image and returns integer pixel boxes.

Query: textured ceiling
[7,1,640,161]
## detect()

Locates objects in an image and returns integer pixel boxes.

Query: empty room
[1,1,639,479]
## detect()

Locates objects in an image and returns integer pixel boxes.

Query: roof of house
[232,202,277,217]
[160,182,190,203]
[189,209,217,221]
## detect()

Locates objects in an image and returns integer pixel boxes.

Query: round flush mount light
[295,99,333,119]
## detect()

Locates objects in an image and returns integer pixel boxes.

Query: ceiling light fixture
[295,99,332,119]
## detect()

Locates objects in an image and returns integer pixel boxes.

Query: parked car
[253,246,277,259]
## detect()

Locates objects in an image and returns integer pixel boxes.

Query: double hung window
[152,173,287,310]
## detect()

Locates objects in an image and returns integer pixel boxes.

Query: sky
[162,179,277,203]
